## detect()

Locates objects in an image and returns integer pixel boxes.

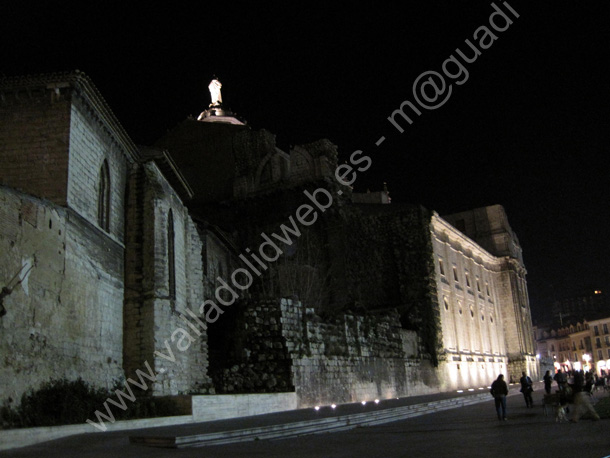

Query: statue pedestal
[197,107,244,125]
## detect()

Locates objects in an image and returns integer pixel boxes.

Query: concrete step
[130,392,490,448]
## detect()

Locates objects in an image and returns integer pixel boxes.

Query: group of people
[490,371,533,420]
[490,369,602,422]
[544,368,606,395]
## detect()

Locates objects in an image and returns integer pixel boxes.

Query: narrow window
[476,278,481,293]
[444,297,449,311]
[439,259,445,276]
[604,324,609,334]
[168,209,176,300]
[598,350,603,360]
[97,160,110,232]
[453,266,459,282]
[486,282,490,296]
[465,272,470,287]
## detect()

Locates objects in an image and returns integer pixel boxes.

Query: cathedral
[0,71,537,411]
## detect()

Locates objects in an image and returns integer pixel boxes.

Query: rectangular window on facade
[598,350,603,360]
[574,352,578,361]
[453,266,459,282]
[596,338,602,348]
[595,326,600,336]
[439,259,445,276]
[476,279,481,292]
[608,348,610,359]
[486,282,490,296]
[604,324,609,334]
[465,272,470,287]
[605,336,610,345]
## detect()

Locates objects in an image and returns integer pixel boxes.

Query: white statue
[208,78,222,107]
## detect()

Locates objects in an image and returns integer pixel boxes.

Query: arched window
[97,160,110,232]
[168,209,176,300]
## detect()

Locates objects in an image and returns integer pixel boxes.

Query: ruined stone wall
[210,298,445,408]
[0,187,124,404]
[336,204,443,365]
[280,299,412,407]
[209,300,294,394]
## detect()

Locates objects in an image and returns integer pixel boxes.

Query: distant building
[535,315,610,376]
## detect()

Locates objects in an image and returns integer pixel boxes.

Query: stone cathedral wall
[0,187,125,405]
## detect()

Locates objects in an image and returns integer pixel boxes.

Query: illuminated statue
[208,78,222,107]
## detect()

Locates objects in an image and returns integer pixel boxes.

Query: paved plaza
[1,385,609,458]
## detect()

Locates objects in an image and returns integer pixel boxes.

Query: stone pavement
[1,383,609,458]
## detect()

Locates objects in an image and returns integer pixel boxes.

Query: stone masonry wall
[336,204,443,365]
[67,94,130,241]
[210,298,444,408]
[280,299,411,407]
[0,186,124,405]
[123,163,212,396]
[0,86,71,205]
[210,300,294,394]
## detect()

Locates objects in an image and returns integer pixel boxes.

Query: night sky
[3,2,609,321]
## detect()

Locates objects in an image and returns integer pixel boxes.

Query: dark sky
[3,2,609,319]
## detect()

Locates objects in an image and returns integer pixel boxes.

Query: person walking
[519,371,534,407]
[490,374,509,420]
[554,369,567,391]
[543,370,553,394]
